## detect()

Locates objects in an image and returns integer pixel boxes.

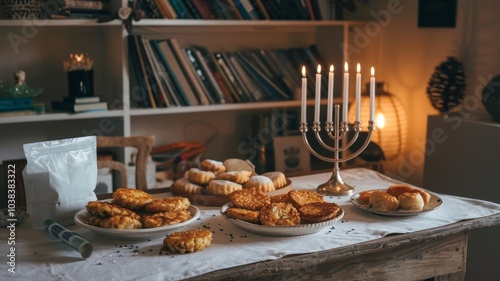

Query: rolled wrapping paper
[43,219,93,258]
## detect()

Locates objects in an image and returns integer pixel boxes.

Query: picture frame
[273,135,310,174]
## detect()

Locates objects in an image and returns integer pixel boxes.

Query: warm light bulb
[376,112,386,129]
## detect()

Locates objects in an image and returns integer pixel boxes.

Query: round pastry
[288,190,324,208]
[141,210,192,228]
[260,202,301,226]
[358,190,375,205]
[262,171,287,189]
[187,168,216,185]
[206,179,242,196]
[86,201,140,220]
[162,229,212,254]
[298,202,342,223]
[88,215,142,229]
[398,192,425,211]
[200,159,226,174]
[244,175,275,193]
[368,191,399,212]
[386,184,415,198]
[112,187,155,210]
[144,196,190,213]
[216,170,252,184]
[409,189,431,206]
[171,177,204,195]
[223,158,254,173]
[229,187,270,211]
[224,207,261,224]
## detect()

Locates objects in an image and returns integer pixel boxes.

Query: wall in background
[346,0,500,186]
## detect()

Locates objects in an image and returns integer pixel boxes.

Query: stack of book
[0,97,45,117]
[133,0,337,20]
[53,0,112,19]
[51,96,108,113]
[128,35,327,109]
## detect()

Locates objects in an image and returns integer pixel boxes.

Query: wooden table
[186,213,500,281]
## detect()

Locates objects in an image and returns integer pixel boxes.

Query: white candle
[370,67,375,121]
[356,63,361,122]
[343,62,349,122]
[314,64,321,123]
[327,65,334,123]
[301,66,307,123]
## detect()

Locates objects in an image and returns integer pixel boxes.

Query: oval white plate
[74,205,200,240]
[350,189,443,216]
[221,203,344,236]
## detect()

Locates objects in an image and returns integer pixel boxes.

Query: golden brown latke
[88,215,142,229]
[259,202,301,226]
[288,190,324,208]
[162,230,212,254]
[112,188,154,210]
[86,201,140,220]
[144,196,190,213]
[298,202,341,223]
[141,210,192,228]
[229,187,271,211]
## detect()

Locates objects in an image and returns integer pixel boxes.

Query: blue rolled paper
[43,219,93,258]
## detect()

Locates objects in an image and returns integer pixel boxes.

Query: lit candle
[327,65,334,123]
[370,67,376,121]
[356,63,361,122]
[314,64,321,123]
[301,66,307,123]
[343,62,349,122]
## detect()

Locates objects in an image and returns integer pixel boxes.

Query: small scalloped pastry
[224,207,261,224]
[162,229,212,254]
[172,177,204,195]
[244,175,275,193]
[200,159,226,174]
[223,158,254,173]
[262,171,287,189]
[216,170,252,184]
[187,168,216,185]
[206,180,242,195]
[86,201,140,220]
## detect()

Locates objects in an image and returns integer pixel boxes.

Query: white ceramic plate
[221,203,344,236]
[350,189,443,216]
[74,205,200,240]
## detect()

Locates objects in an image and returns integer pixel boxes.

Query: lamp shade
[349,82,408,160]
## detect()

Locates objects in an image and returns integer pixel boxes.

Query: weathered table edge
[185,212,500,281]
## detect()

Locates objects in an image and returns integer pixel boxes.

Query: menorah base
[317,169,354,196]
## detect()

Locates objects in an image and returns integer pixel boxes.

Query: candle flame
[371,67,375,76]
[357,63,361,73]
[344,62,348,73]
[317,65,321,74]
[330,65,334,72]
[302,66,306,77]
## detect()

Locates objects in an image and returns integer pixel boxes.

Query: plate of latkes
[74,204,200,240]
[221,203,344,236]
[350,189,443,216]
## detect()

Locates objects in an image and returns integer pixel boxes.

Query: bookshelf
[0,1,374,175]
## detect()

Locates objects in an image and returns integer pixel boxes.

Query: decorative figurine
[1,70,43,98]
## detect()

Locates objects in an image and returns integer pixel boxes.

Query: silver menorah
[299,64,376,196]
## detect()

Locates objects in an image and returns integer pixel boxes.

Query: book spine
[169,0,193,19]
[249,0,270,20]
[140,37,171,107]
[65,0,105,10]
[143,0,164,18]
[128,36,153,108]
[232,0,250,19]
[191,0,219,19]
[182,0,203,19]
[213,51,246,103]
[227,52,262,101]
[154,0,174,18]
[167,38,210,105]
[184,47,219,104]
[239,0,259,19]
[194,47,230,103]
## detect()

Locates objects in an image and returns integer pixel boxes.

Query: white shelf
[0,110,125,124]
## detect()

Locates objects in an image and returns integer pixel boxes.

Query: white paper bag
[22,136,98,229]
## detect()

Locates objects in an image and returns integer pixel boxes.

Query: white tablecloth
[2,168,500,281]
